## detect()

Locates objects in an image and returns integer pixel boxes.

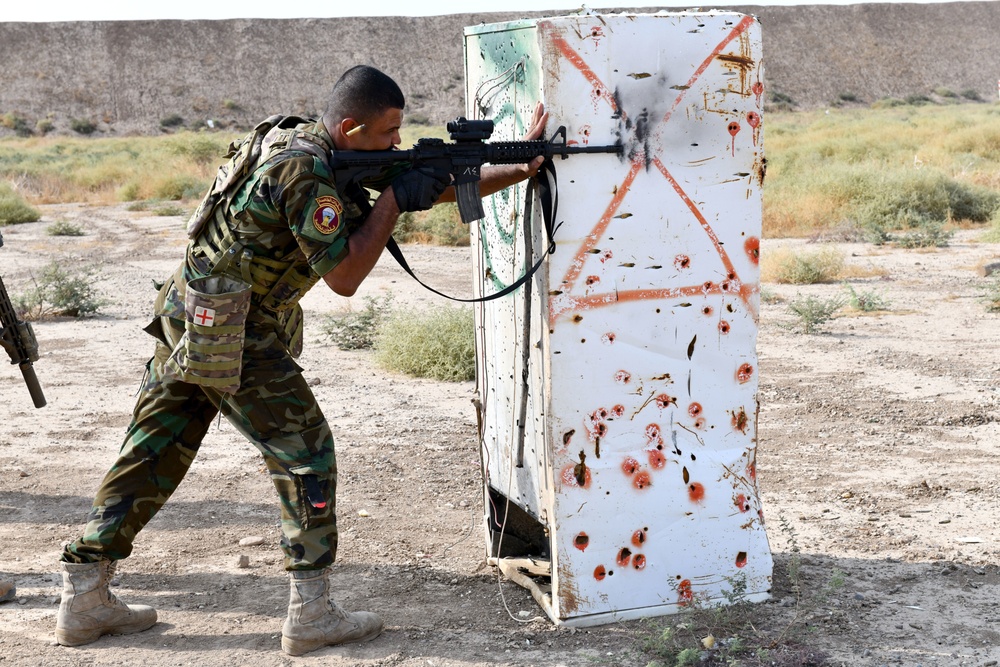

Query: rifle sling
[385,158,561,304]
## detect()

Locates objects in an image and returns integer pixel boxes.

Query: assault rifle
[0,232,46,408]
[330,117,622,223]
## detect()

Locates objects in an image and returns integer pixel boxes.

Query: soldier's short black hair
[325,65,405,124]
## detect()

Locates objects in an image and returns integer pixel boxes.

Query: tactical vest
[186,115,333,314]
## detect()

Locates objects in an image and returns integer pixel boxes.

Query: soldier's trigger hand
[391,166,451,213]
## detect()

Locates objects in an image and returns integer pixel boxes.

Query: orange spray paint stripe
[661,15,756,125]
[652,158,740,290]
[551,284,722,322]
[558,159,642,291]
[539,21,623,120]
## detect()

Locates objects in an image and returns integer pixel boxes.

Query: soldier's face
[350,108,403,151]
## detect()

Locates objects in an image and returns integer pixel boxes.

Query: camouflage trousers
[62,311,338,571]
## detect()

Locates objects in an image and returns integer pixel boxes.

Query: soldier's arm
[321,189,401,297]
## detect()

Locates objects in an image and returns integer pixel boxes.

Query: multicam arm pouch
[163,275,251,394]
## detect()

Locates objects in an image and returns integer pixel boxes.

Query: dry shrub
[761,246,845,284]
[373,305,475,382]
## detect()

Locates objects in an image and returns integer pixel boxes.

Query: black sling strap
[385,158,561,303]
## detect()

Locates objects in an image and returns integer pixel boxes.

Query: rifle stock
[0,275,46,408]
[330,119,622,223]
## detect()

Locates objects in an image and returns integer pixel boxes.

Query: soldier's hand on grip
[391,166,451,212]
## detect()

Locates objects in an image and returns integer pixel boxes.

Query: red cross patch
[194,306,216,327]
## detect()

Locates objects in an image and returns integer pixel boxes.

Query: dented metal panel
[466,11,771,625]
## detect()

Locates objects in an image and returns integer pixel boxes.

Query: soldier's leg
[218,359,338,570]
[62,339,218,564]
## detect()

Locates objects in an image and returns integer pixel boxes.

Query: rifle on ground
[330,118,622,223]
[0,233,46,408]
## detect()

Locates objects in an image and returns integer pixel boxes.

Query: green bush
[159,114,185,128]
[0,182,40,225]
[851,171,999,236]
[1,112,32,137]
[785,295,845,334]
[763,246,845,285]
[69,118,97,135]
[394,203,469,246]
[373,305,475,381]
[843,283,890,312]
[15,261,106,319]
[321,294,394,350]
[46,220,85,236]
[152,174,207,200]
[150,204,186,216]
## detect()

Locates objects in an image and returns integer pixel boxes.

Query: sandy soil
[2,203,1000,667]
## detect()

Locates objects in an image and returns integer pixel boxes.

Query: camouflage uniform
[64,118,393,571]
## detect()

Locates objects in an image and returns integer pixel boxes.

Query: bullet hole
[720,281,731,292]
[617,547,632,567]
[633,471,652,490]
[561,457,591,489]
[674,254,691,270]
[596,422,608,437]
[610,404,625,418]
[654,394,676,409]
[747,461,757,482]
[573,314,584,323]
[600,250,613,263]
[632,529,647,547]
[678,579,694,603]
[574,533,590,551]
[574,451,589,486]
[746,112,760,129]
[594,407,608,420]
[734,493,750,513]
[731,407,749,434]
[682,466,690,484]
[688,482,705,502]
[648,449,666,469]
[633,554,647,570]
[563,429,575,445]
[736,363,754,384]
[744,237,760,264]
[614,370,632,384]
[586,275,600,286]
[702,306,714,316]
[694,418,706,429]
[687,335,697,359]
[594,565,606,581]
[687,403,702,418]
[702,281,714,292]
[719,320,731,334]
[645,423,661,441]
[655,308,661,314]
[736,551,748,568]
[602,332,616,345]
[622,457,640,476]
[690,453,696,461]
[726,303,734,313]
[581,338,586,343]
[727,271,736,280]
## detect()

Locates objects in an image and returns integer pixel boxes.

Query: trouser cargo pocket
[163,275,251,394]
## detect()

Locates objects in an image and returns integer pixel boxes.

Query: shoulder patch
[312,195,344,235]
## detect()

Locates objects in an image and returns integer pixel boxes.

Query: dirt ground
[2,203,1000,667]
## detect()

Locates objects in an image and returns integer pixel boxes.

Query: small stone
[18,598,27,606]
[18,470,29,478]
[238,536,265,547]
[236,554,250,568]
[980,261,1000,277]
[458,500,470,508]
[357,509,370,517]
[0,581,15,603]
[517,610,531,619]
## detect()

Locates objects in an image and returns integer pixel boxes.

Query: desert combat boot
[281,568,383,656]
[56,560,157,646]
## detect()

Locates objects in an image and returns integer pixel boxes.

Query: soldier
[56,65,546,655]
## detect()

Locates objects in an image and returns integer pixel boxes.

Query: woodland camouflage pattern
[63,118,392,570]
